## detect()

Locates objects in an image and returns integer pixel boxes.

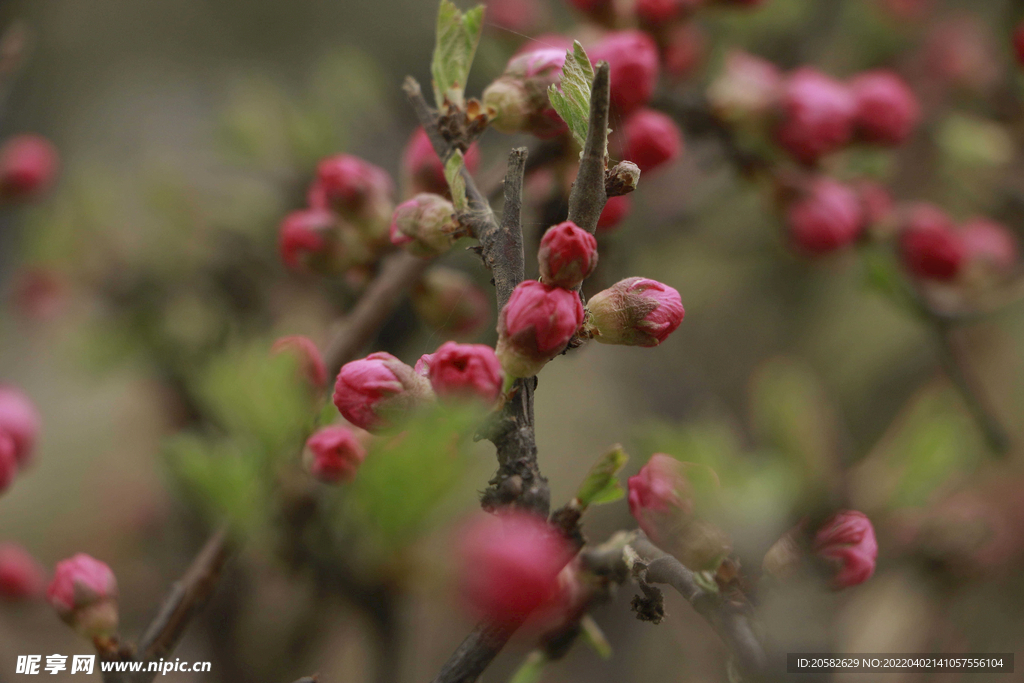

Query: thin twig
[566,63,610,234]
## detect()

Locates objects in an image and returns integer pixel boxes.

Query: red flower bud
[898,204,965,281]
[0,134,59,202]
[787,178,864,254]
[538,221,599,289]
[776,68,855,165]
[850,71,920,146]
[663,22,706,80]
[0,434,16,494]
[389,193,459,258]
[316,154,394,214]
[590,31,660,116]
[304,426,366,483]
[278,209,349,274]
[459,511,572,626]
[0,543,45,600]
[0,385,40,467]
[565,0,611,14]
[621,109,684,174]
[586,277,684,347]
[332,352,434,433]
[708,50,782,123]
[401,127,480,197]
[412,267,491,340]
[427,342,504,405]
[483,48,569,139]
[961,218,1018,275]
[496,281,585,378]
[635,0,683,24]
[1014,21,1024,68]
[596,195,632,233]
[812,510,877,589]
[271,336,328,389]
[47,554,118,637]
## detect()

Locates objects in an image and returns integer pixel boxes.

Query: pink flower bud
[850,71,920,146]
[538,221,599,289]
[427,342,504,405]
[486,0,544,33]
[708,50,782,123]
[776,68,856,165]
[0,543,45,600]
[316,154,395,215]
[0,385,40,467]
[0,134,59,201]
[812,510,877,589]
[898,204,965,281]
[389,193,459,258]
[483,48,569,139]
[271,336,328,389]
[635,0,682,24]
[586,277,684,347]
[0,433,19,494]
[565,0,611,14]
[961,218,1018,275]
[590,31,660,116]
[496,281,585,378]
[304,426,366,483]
[459,511,572,626]
[786,178,864,254]
[412,267,491,341]
[401,127,480,197]
[663,22,706,80]
[47,554,119,637]
[597,195,632,233]
[621,109,684,174]
[278,209,346,273]
[332,352,434,433]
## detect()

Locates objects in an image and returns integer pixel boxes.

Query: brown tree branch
[566,63,610,234]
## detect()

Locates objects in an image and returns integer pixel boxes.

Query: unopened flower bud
[635,0,683,24]
[586,277,684,347]
[0,134,59,201]
[496,281,585,378]
[278,209,353,274]
[708,50,781,123]
[538,221,598,289]
[590,31,660,116]
[621,109,684,174]
[483,48,569,139]
[412,267,491,340]
[606,161,641,197]
[961,218,1018,276]
[315,154,395,241]
[0,543,45,600]
[898,204,965,281]
[332,352,434,433]
[459,511,572,626]
[304,425,366,483]
[47,554,118,637]
[662,22,706,80]
[401,127,481,196]
[428,342,504,405]
[787,178,865,254]
[597,195,632,233]
[850,70,920,146]
[389,193,460,258]
[812,510,877,589]
[776,68,855,165]
[271,335,328,389]
[0,385,40,467]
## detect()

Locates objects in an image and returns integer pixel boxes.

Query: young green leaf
[444,150,468,212]
[580,615,613,659]
[508,651,548,683]
[575,444,629,508]
[548,41,596,148]
[431,0,485,109]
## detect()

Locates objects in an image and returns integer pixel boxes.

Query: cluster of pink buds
[411,267,491,341]
[0,134,59,202]
[896,204,1018,283]
[304,425,367,483]
[0,543,46,600]
[47,554,119,638]
[0,386,41,496]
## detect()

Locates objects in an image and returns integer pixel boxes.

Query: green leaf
[548,41,595,148]
[445,150,468,212]
[575,444,629,508]
[580,615,613,659]
[431,0,485,109]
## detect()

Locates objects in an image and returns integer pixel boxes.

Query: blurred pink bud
[414,353,433,377]
[629,454,689,522]
[484,48,569,139]
[590,31,661,116]
[1015,21,1024,68]
[0,543,45,600]
[898,204,965,281]
[486,0,544,33]
[316,154,395,215]
[813,510,877,589]
[0,434,16,494]
[856,180,894,228]
[0,385,40,467]
[923,17,999,92]
[586,277,684,347]
[960,218,1018,275]
[776,68,855,165]
[635,0,683,24]
[708,50,781,123]
[621,109,684,174]
[597,195,633,233]
[332,352,434,433]
[662,22,706,80]
[565,0,611,14]
[47,554,118,637]
[389,193,459,258]
[459,511,572,626]
[787,178,864,254]
[272,336,328,389]
[304,426,366,483]
[412,267,491,340]
[496,281,585,378]
[850,71,919,146]
[401,127,480,197]
[538,221,599,289]
[0,134,59,201]
[428,342,504,405]
[278,209,342,273]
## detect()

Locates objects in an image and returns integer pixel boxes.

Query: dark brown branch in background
[567,63,610,234]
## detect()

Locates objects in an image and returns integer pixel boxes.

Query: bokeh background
[2,0,1024,680]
